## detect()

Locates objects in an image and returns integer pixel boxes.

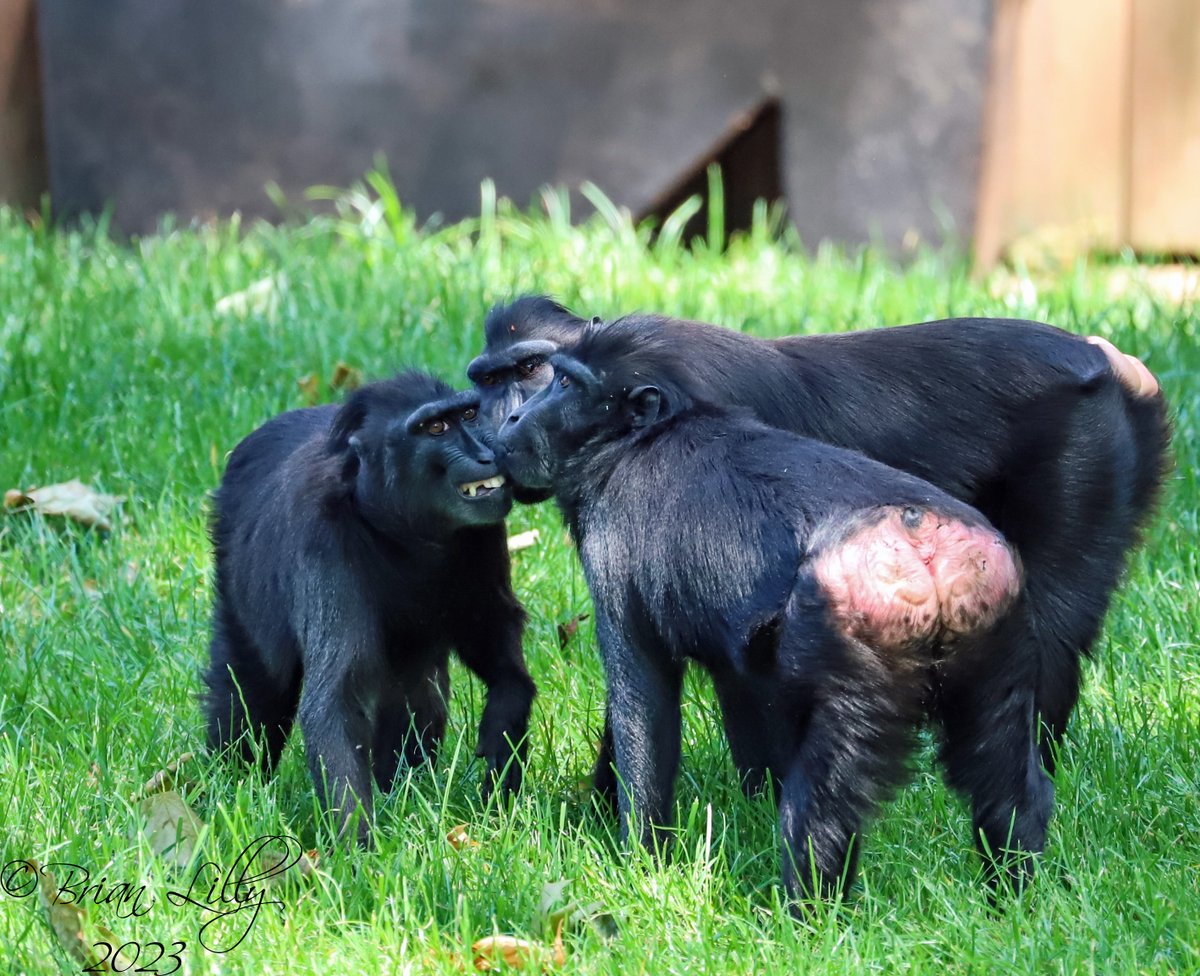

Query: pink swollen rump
[812,506,1021,650]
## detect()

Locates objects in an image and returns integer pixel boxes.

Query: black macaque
[495,325,1044,901]
[204,372,534,844]
[470,297,1170,806]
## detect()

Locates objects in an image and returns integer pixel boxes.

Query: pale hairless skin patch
[1086,335,1160,397]
[811,506,1021,652]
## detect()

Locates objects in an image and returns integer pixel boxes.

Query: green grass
[0,182,1197,975]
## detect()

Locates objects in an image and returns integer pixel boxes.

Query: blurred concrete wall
[38,0,992,247]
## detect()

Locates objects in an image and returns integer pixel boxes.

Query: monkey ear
[330,393,368,450]
[625,385,664,428]
[339,434,365,483]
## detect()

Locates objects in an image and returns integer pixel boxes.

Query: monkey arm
[451,569,535,799]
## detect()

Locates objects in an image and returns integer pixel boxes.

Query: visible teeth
[460,475,506,497]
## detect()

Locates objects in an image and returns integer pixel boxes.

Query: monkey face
[495,353,664,495]
[402,393,514,527]
[467,339,559,432]
[345,390,512,535]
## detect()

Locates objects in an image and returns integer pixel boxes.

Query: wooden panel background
[974,0,1129,268]
[0,0,45,209]
[1130,0,1200,253]
[977,0,1200,265]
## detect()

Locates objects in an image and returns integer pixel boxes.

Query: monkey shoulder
[579,416,803,614]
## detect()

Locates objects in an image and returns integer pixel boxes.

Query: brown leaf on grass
[140,753,195,797]
[27,860,135,970]
[4,479,125,531]
[551,920,566,967]
[296,849,320,878]
[257,845,321,887]
[297,373,320,406]
[330,362,363,391]
[556,614,590,650]
[472,934,563,972]
[139,789,204,868]
[447,823,480,851]
[507,529,540,553]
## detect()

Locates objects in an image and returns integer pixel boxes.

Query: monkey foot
[812,506,1021,651]
[1086,335,1160,397]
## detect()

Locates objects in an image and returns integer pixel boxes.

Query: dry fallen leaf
[258,846,321,887]
[139,788,205,868]
[507,529,540,553]
[28,860,135,970]
[551,920,566,967]
[331,361,363,391]
[472,917,567,972]
[5,479,125,531]
[556,614,590,650]
[447,823,480,850]
[140,752,195,797]
[472,935,543,971]
[297,373,321,406]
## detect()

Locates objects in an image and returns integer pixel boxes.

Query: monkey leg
[777,648,919,906]
[372,665,450,792]
[935,618,1054,891]
[712,671,783,797]
[591,710,621,815]
[598,612,685,852]
[204,605,300,772]
[299,673,376,847]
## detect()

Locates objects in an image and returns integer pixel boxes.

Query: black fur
[470,299,1171,805]
[203,371,534,844]
[496,331,1054,900]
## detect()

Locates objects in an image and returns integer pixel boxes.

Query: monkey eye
[461,407,477,422]
[517,358,543,378]
[426,419,449,436]
[479,374,499,387]
[558,374,571,388]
